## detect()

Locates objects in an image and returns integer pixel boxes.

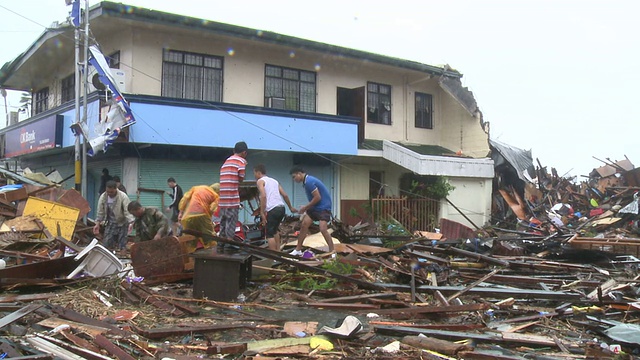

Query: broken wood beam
[0,303,43,329]
[94,335,137,360]
[127,283,186,317]
[47,303,129,336]
[315,292,397,303]
[402,335,474,356]
[307,302,380,310]
[378,284,582,300]
[358,303,488,316]
[447,269,500,302]
[135,324,255,339]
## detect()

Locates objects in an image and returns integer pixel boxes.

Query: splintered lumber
[0,293,58,303]
[245,337,315,352]
[359,303,488,316]
[369,321,484,331]
[94,335,136,360]
[447,269,499,302]
[167,343,248,355]
[443,246,510,267]
[402,335,473,356]
[0,304,43,328]
[135,324,255,339]
[375,326,578,349]
[127,283,185,317]
[37,318,111,337]
[315,292,397,303]
[307,302,380,310]
[33,334,110,360]
[379,284,582,300]
[48,303,129,336]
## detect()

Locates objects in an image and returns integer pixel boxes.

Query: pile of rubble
[1,157,640,359]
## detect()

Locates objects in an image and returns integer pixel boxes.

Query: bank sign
[4,115,63,158]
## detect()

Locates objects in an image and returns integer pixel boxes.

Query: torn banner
[70,45,136,156]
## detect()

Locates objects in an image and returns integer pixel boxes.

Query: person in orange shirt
[178,184,219,247]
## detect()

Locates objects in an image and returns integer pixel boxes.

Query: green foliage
[299,276,337,290]
[321,258,354,275]
[409,176,455,200]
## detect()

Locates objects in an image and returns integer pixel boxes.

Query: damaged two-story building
[0,1,493,228]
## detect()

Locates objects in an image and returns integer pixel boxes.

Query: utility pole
[1,88,8,128]
[81,0,89,199]
[73,0,82,192]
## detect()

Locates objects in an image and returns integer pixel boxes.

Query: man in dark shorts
[254,164,295,251]
[288,166,335,256]
[167,177,184,235]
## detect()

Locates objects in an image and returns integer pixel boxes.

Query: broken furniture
[191,249,252,301]
[130,234,202,284]
[67,239,123,278]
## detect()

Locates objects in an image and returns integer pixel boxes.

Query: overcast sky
[1,0,638,179]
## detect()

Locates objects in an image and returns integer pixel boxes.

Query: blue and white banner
[70,0,81,27]
[71,45,136,156]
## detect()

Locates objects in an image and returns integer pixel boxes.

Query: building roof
[359,139,455,156]
[0,1,462,87]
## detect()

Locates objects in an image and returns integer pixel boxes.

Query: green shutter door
[138,159,222,211]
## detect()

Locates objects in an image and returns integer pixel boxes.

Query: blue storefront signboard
[4,115,64,158]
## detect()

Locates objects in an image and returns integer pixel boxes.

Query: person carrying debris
[254,164,295,251]
[93,180,135,251]
[127,201,172,242]
[178,184,219,247]
[288,166,335,256]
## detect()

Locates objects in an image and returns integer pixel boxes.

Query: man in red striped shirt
[218,141,248,250]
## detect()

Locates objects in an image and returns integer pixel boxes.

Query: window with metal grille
[34,87,49,115]
[161,49,223,102]
[367,82,391,125]
[61,74,75,103]
[264,65,316,112]
[415,92,433,129]
[107,51,120,69]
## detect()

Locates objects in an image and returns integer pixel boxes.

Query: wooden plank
[360,303,488,316]
[0,303,43,328]
[37,317,110,337]
[447,269,499,302]
[0,293,57,303]
[49,304,129,336]
[315,292,397,303]
[307,302,380,310]
[378,284,582,300]
[402,335,473,356]
[94,335,136,360]
[136,324,253,339]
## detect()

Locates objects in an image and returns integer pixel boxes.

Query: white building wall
[439,177,492,229]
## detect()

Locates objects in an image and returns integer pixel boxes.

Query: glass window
[107,51,120,69]
[264,64,316,112]
[61,74,75,103]
[161,49,223,102]
[34,87,49,115]
[415,92,433,129]
[367,82,391,125]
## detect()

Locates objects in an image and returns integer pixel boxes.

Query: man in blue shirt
[288,166,335,256]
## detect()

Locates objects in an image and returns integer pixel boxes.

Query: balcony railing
[371,197,440,233]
